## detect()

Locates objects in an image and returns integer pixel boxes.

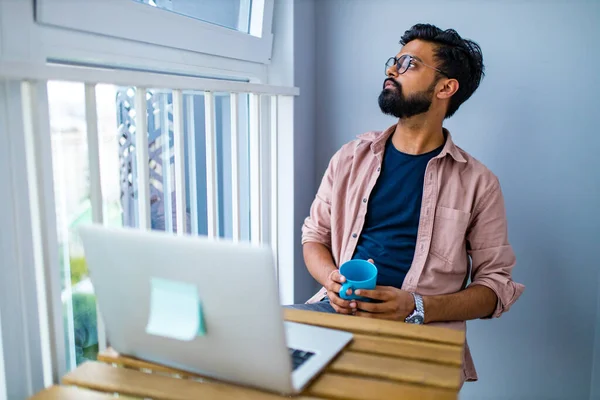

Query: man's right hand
[325,269,357,314]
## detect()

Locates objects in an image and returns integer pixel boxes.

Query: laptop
[78,224,352,395]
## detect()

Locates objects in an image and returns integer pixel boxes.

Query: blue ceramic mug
[338,259,378,301]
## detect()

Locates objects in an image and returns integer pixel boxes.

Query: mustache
[383,78,401,90]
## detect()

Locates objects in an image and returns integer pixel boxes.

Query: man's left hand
[354,286,415,321]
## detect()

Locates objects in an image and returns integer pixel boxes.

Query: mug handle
[339,282,354,300]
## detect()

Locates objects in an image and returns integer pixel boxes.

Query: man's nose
[386,64,398,78]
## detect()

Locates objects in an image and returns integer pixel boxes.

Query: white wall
[312,1,600,399]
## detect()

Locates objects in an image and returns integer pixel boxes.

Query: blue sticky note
[145,277,206,340]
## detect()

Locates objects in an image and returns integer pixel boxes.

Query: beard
[378,78,436,119]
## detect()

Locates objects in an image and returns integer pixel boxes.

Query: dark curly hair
[400,23,485,118]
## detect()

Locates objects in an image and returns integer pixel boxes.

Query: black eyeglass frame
[385,55,449,77]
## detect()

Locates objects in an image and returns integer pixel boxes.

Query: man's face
[378,39,441,119]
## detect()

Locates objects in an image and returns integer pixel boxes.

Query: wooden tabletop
[31,309,465,400]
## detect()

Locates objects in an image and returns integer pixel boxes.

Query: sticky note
[145,277,206,340]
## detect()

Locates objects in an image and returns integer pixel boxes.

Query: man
[288,24,525,383]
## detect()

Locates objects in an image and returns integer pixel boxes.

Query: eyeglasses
[385,55,448,77]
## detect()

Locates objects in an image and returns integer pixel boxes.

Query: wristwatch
[404,293,424,324]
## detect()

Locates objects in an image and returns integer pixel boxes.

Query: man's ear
[437,78,459,99]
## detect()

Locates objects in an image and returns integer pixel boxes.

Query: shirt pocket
[429,206,471,265]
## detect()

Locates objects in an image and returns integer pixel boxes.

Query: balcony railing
[0,61,298,381]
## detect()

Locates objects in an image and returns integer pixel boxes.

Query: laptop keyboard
[288,348,315,371]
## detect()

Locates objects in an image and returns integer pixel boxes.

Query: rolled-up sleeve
[467,178,525,319]
[301,150,340,249]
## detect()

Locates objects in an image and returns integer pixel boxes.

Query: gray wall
[593,269,600,399]
[270,0,321,303]
[0,308,4,400]
[313,0,600,399]
[293,0,321,302]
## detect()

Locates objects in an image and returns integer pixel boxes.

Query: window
[48,82,122,368]
[36,0,274,63]
[0,0,294,393]
[47,80,255,368]
[133,0,253,33]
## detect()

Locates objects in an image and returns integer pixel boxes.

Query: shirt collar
[358,124,467,163]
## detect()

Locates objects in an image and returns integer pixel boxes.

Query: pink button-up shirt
[302,125,525,382]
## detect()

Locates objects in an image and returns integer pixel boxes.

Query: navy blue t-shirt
[352,138,443,288]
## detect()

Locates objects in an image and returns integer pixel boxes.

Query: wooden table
[30,309,465,400]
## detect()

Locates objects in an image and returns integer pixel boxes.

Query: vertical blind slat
[186,95,199,235]
[230,93,241,242]
[270,96,279,277]
[204,92,218,238]
[161,94,173,233]
[134,87,151,230]
[172,89,187,235]
[249,93,262,245]
[84,83,107,353]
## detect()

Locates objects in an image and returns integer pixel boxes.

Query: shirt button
[362,198,367,203]
[352,233,357,238]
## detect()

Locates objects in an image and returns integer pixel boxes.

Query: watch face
[409,315,424,324]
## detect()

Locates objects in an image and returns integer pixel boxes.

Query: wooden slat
[64,362,320,400]
[98,342,462,388]
[29,385,118,400]
[307,373,456,400]
[349,333,463,366]
[98,348,197,379]
[328,351,460,390]
[283,309,465,345]
[94,306,466,399]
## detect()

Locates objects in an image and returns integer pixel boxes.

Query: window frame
[35,0,275,64]
[0,80,61,398]
[0,0,296,396]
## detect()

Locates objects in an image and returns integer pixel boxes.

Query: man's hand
[354,286,415,321]
[324,269,357,315]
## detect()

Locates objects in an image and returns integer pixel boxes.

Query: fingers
[326,281,343,295]
[329,292,356,311]
[354,288,390,301]
[329,270,346,284]
[367,258,375,264]
[331,303,354,314]
[326,270,346,298]
[355,300,388,313]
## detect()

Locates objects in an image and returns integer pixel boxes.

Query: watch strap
[405,292,424,324]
